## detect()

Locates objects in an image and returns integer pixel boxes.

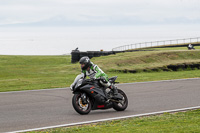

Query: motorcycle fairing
[79,84,108,104]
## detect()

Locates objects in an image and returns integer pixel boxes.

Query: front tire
[113,89,128,111]
[72,93,91,115]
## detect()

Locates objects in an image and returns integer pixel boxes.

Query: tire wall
[71,51,121,63]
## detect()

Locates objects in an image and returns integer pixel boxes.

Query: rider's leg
[100,80,118,96]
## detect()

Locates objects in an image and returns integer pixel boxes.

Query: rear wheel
[113,89,128,111]
[72,93,91,115]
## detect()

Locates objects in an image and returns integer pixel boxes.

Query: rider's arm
[93,65,107,80]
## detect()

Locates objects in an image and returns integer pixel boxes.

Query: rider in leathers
[74,56,118,97]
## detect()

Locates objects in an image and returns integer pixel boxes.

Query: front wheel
[72,93,91,115]
[113,89,128,111]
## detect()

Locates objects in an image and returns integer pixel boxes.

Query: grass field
[1,48,200,132]
[0,49,200,92]
[0,55,75,92]
[94,50,200,71]
[30,109,200,133]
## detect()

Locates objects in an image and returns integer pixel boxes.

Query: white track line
[7,106,200,133]
[1,78,200,94]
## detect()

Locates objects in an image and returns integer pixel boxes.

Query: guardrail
[112,37,200,51]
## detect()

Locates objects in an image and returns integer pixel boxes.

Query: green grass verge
[100,50,200,71]
[29,109,200,133]
[1,50,200,92]
[1,70,200,92]
[111,70,200,84]
[0,55,77,92]
[156,46,200,50]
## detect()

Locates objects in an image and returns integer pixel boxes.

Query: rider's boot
[110,85,122,99]
[112,86,118,96]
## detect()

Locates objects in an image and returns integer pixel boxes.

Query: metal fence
[112,37,200,51]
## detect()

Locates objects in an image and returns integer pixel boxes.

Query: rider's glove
[100,76,108,83]
[90,77,96,82]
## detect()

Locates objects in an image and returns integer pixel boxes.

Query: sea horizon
[1,25,200,55]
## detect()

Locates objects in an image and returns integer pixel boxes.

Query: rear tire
[113,89,128,111]
[72,93,91,115]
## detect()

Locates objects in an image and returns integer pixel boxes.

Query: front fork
[81,93,87,104]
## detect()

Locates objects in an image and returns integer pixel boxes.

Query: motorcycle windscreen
[72,73,84,88]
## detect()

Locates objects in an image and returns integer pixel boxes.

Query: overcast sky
[0,0,200,27]
[0,0,200,55]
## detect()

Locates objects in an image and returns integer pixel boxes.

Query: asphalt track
[0,78,200,133]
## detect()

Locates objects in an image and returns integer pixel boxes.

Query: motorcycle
[70,74,128,115]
